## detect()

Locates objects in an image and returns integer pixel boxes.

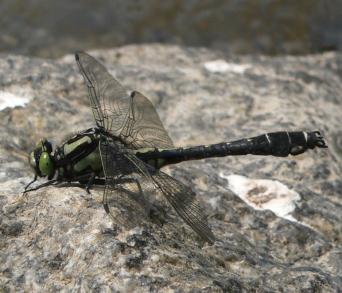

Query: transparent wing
[103,177,152,228]
[99,136,215,243]
[75,52,173,149]
[99,136,154,228]
[151,171,216,244]
[75,52,128,133]
[121,91,174,149]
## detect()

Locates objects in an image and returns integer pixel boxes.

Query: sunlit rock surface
[0,45,341,292]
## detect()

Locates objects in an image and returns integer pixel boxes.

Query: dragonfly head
[28,138,55,179]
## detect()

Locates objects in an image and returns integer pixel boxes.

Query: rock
[0,45,341,291]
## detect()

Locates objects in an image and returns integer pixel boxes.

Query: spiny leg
[85,173,96,194]
[24,175,38,192]
[23,179,59,194]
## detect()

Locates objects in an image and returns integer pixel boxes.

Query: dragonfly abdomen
[135,131,327,168]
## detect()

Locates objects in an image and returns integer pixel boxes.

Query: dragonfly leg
[85,173,96,194]
[23,179,59,194]
[23,175,38,192]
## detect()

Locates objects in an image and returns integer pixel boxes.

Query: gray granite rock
[0,45,341,292]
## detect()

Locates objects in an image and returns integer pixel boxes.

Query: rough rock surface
[0,45,341,292]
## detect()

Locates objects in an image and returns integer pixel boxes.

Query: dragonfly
[24,52,327,244]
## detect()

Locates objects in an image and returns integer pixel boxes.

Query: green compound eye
[39,152,54,177]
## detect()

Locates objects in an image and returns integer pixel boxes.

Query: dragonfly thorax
[29,138,55,179]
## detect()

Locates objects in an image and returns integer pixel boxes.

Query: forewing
[76,52,131,134]
[76,52,173,149]
[151,171,216,244]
